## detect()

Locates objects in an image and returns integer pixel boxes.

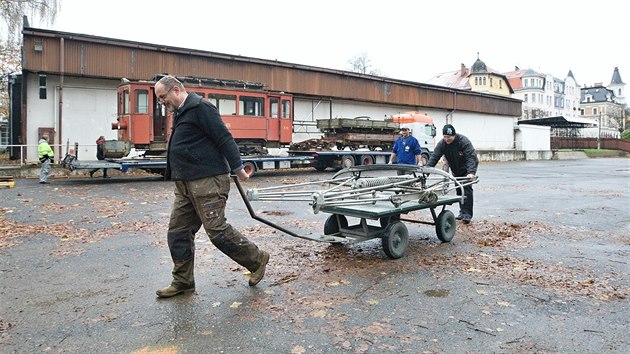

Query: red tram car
[112,76,293,155]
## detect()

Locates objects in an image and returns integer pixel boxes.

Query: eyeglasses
[157,86,175,102]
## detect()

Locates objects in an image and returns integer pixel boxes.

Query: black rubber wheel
[379,215,400,228]
[359,155,374,166]
[420,153,430,166]
[314,162,327,172]
[435,210,456,242]
[382,221,409,259]
[341,156,355,168]
[324,214,348,235]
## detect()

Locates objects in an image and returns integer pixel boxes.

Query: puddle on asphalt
[423,289,450,297]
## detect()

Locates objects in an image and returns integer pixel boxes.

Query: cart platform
[235,164,478,259]
[318,195,462,219]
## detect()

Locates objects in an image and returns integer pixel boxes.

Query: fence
[0,144,69,166]
[551,137,630,152]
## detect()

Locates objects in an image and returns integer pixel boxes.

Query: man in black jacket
[154,75,269,298]
[426,124,478,224]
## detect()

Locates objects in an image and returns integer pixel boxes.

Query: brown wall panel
[22,28,521,117]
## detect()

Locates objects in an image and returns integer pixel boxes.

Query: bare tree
[1,0,61,45]
[348,52,382,76]
[0,42,20,121]
[606,104,627,133]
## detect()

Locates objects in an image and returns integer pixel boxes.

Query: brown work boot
[156,284,195,298]
[249,251,270,286]
[157,258,195,298]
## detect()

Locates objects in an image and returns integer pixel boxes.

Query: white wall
[25,75,525,161]
[447,112,516,150]
[26,75,119,161]
[515,124,550,150]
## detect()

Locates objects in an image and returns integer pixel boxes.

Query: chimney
[460,63,467,76]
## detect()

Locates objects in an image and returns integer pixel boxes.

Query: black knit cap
[442,124,456,136]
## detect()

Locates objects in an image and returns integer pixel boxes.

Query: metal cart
[235,164,478,259]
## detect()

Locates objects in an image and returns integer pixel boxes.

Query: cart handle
[232,176,319,241]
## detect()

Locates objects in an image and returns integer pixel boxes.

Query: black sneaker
[461,215,472,224]
[455,213,463,220]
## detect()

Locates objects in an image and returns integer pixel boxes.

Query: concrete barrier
[551,151,589,160]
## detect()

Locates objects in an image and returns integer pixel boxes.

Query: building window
[593,108,598,115]
[524,94,528,102]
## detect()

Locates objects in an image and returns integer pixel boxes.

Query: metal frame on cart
[234,164,478,259]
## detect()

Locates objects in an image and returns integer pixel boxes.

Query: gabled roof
[427,62,514,93]
[426,66,471,90]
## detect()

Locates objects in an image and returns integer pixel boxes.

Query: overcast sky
[36,0,629,88]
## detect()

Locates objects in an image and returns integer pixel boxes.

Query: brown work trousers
[166,174,265,274]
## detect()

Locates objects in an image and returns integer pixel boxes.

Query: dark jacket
[96,144,105,160]
[426,134,478,176]
[165,93,243,181]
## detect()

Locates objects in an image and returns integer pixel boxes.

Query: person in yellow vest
[38,136,54,184]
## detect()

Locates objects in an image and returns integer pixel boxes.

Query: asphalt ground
[0,158,629,354]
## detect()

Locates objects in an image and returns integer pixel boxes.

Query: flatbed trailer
[61,148,393,176]
[61,154,168,174]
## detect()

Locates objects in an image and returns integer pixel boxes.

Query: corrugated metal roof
[21,26,522,117]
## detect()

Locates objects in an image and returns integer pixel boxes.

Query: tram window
[207,94,236,115]
[239,96,264,116]
[123,89,130,115]
[270,97,279,118]
[282,100,291,118]
[136,90,149,113]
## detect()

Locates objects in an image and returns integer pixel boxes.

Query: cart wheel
[379,215,400,228]
[324,214,348,235]
[382,221,409,259]
[435,210,456,242]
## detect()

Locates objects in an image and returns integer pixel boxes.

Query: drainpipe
[58,37,64,158]
[446,91,457,124]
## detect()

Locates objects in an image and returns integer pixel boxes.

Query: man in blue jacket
[426,124,478,224]
[388,127,422,169]
[154,75,269,298]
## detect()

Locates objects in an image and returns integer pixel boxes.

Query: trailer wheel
[359,155,374,166]
[435,210,456,242]
[341,156,355,168]
[382,221,408,259]
[420,153,430,166]
[324,214,348,235]
[243,162,256,177]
